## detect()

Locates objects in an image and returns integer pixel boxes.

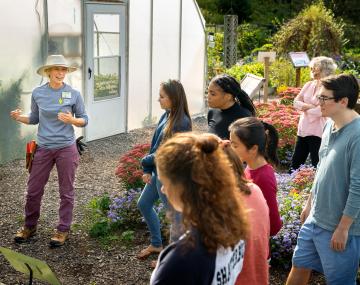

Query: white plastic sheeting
[151,0,181,119]
[181,0,206,115]
[127,0,152,129]
[127,0,206,130]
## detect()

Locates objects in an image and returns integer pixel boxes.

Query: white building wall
[181,0,206,115]
[151,0,181,121]
[127,0,152,130]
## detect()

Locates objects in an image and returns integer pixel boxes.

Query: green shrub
[272,2,346,57]
[121,230,135,244]
[89,220,111,238]
[269,59,311,87]
[226,62,264,82]
[250,43,274,56]
[237,23,270,58]
[207,32,225,80]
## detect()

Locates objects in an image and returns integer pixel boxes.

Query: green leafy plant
[121,230,135,244]
[87,194,112,238]
[207,32,225,80]
[269,59,311,88]
[237,23,270,58]
[226,62,264,81]
[272,2,346,57]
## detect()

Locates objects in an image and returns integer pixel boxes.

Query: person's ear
[340,97,349,108]
[224,92,233,102]
[249,145,258,156]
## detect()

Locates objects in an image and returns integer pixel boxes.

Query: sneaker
[49,230,69,247]
[14,226,37,243]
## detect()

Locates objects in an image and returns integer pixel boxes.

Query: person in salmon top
[221,144,270,285]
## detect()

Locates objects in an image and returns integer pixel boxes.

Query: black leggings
[291,136,322,170]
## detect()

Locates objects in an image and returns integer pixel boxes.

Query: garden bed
[0,117,325,284]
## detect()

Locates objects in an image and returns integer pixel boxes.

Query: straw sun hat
[36,54,77,77]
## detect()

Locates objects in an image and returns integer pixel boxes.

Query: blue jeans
[137,174,168,247]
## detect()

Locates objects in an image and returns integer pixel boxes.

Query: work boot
[14,226,37,243]
[49,229,69,247]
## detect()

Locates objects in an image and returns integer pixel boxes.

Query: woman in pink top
[222,145,270,285]
[229,117,282,236]
[291,56,337,170]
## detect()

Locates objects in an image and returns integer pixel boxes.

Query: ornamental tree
[272,2,346,57]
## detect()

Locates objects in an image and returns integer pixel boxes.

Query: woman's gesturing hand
[10,109,22,121]
[58,111,74,124]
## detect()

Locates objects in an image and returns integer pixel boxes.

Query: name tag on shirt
[62,92,72,99]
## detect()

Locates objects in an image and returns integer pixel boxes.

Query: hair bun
[197,135,219,154]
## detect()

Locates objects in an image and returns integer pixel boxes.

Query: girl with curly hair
[151,133,248,285]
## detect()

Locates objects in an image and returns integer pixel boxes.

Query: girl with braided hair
[207,74,256,139]
[229,117,282,236]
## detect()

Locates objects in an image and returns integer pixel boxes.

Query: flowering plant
[290,166,316,193]
[108,188,167,230]
[256,102,299,148]
[107,188,143,227]
[271,167,315,268]
[255,102,300,166]
[115,143,151,190]
[277,86,302,106]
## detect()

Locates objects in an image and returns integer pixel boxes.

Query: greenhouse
[0,0,206,163]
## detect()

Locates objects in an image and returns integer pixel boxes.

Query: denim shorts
[292,217,360,285]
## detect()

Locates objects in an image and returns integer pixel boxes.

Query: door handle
[88,67,92,79]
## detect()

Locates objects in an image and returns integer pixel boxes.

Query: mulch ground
[0,117,326,284]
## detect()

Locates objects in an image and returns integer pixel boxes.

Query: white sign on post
[289,52,310,68]
[240,73,265,99]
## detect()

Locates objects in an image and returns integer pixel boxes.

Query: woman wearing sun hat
[10,54,88,247]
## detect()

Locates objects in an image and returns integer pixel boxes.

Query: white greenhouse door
[85,3,126,141]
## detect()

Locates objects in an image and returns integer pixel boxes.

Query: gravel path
[0,117,325,285]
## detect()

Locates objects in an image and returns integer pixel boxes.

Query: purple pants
[24,144,79,232]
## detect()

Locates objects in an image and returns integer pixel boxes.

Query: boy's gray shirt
[29,83,88,149]
[310,117,360,235]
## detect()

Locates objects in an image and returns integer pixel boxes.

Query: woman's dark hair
[156,133,248,252]
[161,79,192,140]
[321,74,360,109]
[229,117,279,167]
[211,74,256,116]
[222,145,251,195]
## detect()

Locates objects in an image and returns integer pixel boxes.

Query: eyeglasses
[316,95,335,103]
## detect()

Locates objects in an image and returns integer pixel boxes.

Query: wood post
[295,68,301,87]
[263,57,270,103]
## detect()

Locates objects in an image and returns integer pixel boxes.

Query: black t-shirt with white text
[150,231,245,285]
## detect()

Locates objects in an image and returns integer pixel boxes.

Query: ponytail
[262,122,280,167]
[212,74,256,116]
[229,117,279,167]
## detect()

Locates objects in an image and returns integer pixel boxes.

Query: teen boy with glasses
[286,74,360,285]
